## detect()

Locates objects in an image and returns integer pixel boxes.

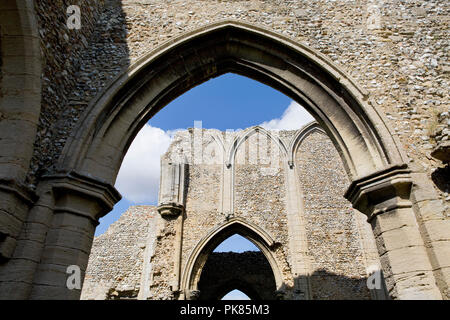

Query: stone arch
[288,122,326,166]
[226,126,289,167]
[0,0,41,262]
[24,20,444,299]
[202,132,225,165]
[197,251,277,300]
[181,218,283,299]
[57,20,407,184]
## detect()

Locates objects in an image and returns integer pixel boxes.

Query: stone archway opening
[196,234,277,300]
[16,20,444,300]
[182,218,284,300]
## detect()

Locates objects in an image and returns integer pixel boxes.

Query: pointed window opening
[221,289,251,300]
[196,231,277,300]
[214,234,260,253]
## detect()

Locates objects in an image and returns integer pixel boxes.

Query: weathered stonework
[27,0,449,205]
[1,0,449,300]
[81,206,161,300]
[82,125,381,300]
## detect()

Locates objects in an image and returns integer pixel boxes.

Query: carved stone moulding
[344,164,413,221]
[157,202,185,217]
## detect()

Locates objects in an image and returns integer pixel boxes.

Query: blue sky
[95,73,314,300]
[214,234,259,252]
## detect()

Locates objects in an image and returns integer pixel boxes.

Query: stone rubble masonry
[30,0,109,183]
[296,131,376,300]
[81,206,161,300]
[431,111,450,164]
[1,0,449,300]
[28,0,449,208]
[82,126,380,300]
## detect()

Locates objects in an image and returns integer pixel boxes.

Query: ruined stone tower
[82,124,384,300]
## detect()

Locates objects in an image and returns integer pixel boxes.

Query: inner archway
[197,235,277,300]
[182,218,283,300]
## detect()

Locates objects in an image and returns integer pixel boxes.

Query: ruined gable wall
[81,205,160,300]
[82,126,382,300]
[148,128,297,298]
[233,131,295,289]
[148,126,378,300]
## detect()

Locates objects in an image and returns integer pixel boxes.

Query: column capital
[344,164,412,221]
[157,202,185,217]
[42,171,122,224]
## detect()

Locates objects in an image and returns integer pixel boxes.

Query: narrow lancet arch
[288,122,326,166]
[226,126,289,168]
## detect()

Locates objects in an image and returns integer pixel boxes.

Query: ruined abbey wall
[82,125,379,300]
[296,131,378,299]
[1,0,449,300]
[29,0,449,205]
[80,206,162,300]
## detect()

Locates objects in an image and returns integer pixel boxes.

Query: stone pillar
[0,181,50,299]
[0,182,37,262]
[158,162,187,216]
[284,161,311,299]
[345,164,442,299]
[409,169,450,300]
[157,162,188,296]
[0,0,41,262]
[28,172,121,300]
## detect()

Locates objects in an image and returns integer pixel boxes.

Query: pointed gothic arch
[181,218,283,299]
[57,20,407,184]
[20,20,444,299]
[202,131,225,165]
[288,122,326,165]
[226,126,289,167]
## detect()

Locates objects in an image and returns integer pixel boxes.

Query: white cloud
[115,124,173,203]
[260,101,314,130]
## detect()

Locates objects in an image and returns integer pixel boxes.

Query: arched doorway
[182,219,281,300]
[20,21,442,299]
[198,251,277,300]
